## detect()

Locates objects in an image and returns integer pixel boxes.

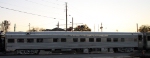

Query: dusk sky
[0,0,150,32]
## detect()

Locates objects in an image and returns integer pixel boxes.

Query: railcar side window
[80,38,85,42]
[8,39,14,43]
[121,38,125,42]
[147,36,150,41]
[17,39,24,43]
[89,38,94,42]
[107,38,111,42]
[113,38,118,42]
[96,38,101,42]
[53,38,58,42]
[27,38,34,43]
[37,38,43,43]
[61,38,66,42]
[73,38,78,42]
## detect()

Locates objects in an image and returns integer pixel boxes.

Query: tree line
[0,20,150,32]
[0,20,91,32]
[139,25,150,33]
[28,24,91,32]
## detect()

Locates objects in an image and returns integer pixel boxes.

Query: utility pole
[72,17,73,32]
[116,29,118,32]
[57,21,59,28]
[137,23,138,32]
[100,23,103,32]
[65,2,68,31]
[29,23,30,32]
[14,24,16,32]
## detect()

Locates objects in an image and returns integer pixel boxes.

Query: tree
[42,28,65,31]
[74,24,91,31]
[51,28,65,31]
[66,27,73,31]
[39,28,44,31]
[139,25,150,33]
[27,27,44,32]
[42,29,51,31]
[0,20,10,33]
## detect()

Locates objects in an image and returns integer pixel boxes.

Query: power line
[23,0,66,20]
[0,1,63,15]
[0,6,64,20]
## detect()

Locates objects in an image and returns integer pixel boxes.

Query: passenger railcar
[1,31,150,55]
[0,31,144,55]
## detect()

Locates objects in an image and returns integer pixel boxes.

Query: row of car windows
[7,38,137,43]
[7,38,43,43]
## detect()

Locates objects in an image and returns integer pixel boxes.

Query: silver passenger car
[5,31,142,54]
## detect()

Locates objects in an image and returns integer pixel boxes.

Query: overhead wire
[0,1,63,15]
[0,0,72,26]
[0,6,64,20]
[0,0,75,30]
[40,0,74,22]
[23,0,68,21]
[43,0,73,22]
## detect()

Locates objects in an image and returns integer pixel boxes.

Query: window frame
[53,38,58,42]
[121,38,125,42]
[113,38,118,42]
[107,38,111,42]
[96,38,101,42]
[17,39,24,43]
[8,39,15,43]
[89,38,94,42]
[27,38,34,43]
[61,38,66,42]
[37,38,43,43]
[80,38,86,42]
[73,38,78,42]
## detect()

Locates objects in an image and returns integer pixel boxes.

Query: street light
[70,17,73,32]
[69,15,73,32]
